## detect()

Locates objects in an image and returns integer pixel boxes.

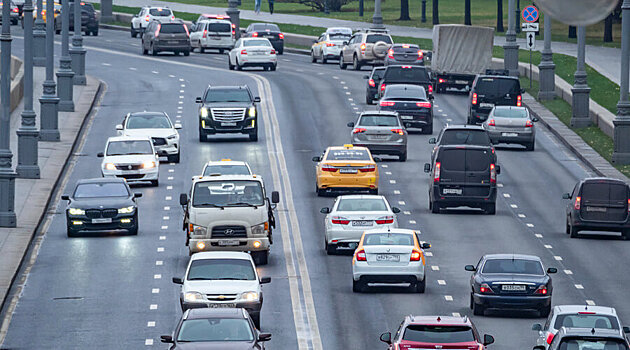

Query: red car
[380,315,495,349]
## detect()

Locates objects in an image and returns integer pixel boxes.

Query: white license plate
[400,115,414,120]
[221,122,237,126]
[455,80,468,84]
[92,218,112,224]
[352,220,372,226]
[586,206,607,212]
[501,132,519,137]
[443,188,462,195]
[209,303,236,308]
[376,254,400,262]
[339,169,357,174]
[480,103,494,108]
[502,284,526,291]
[210,36,221,40]
[218,239,240,246]
[371,135,389,140]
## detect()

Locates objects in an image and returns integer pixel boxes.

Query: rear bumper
[570,215,630,232]
[352,143,406,156]
[431,186,497,208]
[353,263,424,282]
[487,130,534,144]
[473,293,551,310]
[154,43,191,52]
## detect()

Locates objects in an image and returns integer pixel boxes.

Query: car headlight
[118,206,135,214]
[241,291,259,302]
[68,208,85,216]
[104,163,116,170]
[142,161,156,169]
[248,106,256,118]
[167,134,178,140]
[251,222,268,235]
[184,292,204,302]
[192,225,207,236]
[200,107,209,118]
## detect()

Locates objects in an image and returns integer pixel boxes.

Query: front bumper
[102,167,159,182]
[353,262,424,282]
[67,213,137,232]
[200,116,257,134]
[189,237,270,254]
[473,293,551,310]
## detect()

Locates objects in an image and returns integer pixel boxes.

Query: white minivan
[190,19,235,54]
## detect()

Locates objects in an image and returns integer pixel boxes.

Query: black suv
[55,2,99,36]
[378,65,433,99]
[429,124,495,163]
[196,85,261,142]
[564,177,630,239]
[363,66,386,105]
[424,145,500,214]
[468,75,523,124]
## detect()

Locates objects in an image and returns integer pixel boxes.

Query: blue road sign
[522,5,539,23]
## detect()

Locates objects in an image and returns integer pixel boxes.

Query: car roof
[129,111,167,118]
[359,111,399,117]
[405,315,473,326]
[204,160,249,166]
[493,106,527,111]
[207,85,250,91]
[581,177,628,185]
[106,135,152,142]
[442,124,486,131]
[483,253,542,261]
[185,308,247,320]
[190,251,254,261]
[477,74,519,81]
[554,305,618,316]
[76,177,127,185]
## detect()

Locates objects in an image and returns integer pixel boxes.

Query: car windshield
[358,115,400,127]
[203,164,251,176]
[208,22,231,32]
[244,39,271,47]
[482,258,544,275]
[187,258,256,281]
[558,339,628,350]
[475,78,520,97]
[363,233,413,246]
[177,318,254,342]
[493,107,528,118]
[554,314,620,330]
[149,8,172,16]
[160,24,186,34]
[126,114,171,129]
[440,130,491,146]
[325,149,371,161]
[204,89,251,103]
[337,198,388,211]
[73,183,129,198]
[106,140,153,156]
[384,67,430,82]
[192,180,264,207]
[402,325,476,343]
[366,34,392,44]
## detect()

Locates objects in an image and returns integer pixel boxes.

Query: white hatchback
[320,194,399,254]
[98,136,160,186]
[228,38,277,71]
[116,111,181,163]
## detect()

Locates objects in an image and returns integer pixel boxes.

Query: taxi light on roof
[343,144,353,148]
[402,44,410,48]
[196,241,206,250]
[221,158,232,161]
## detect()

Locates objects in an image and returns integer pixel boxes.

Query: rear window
[481,258,544,275]
[337,198,388,211]
[252,24,280,31]
[554,314,620,330]
[402,325,476,343]
[558,339,628,350]
[358,115,400,127]
[325,149,370,161]
[329,33,350,41]
[160,24,186,34]
[363,233,414,246]
[244,39,271,47]
[208,23,231,32]
[384,86,426,100]
[493,107,528,118]
[366,34,392,44]
[439,149,491,172]
[582,182,628,202]
[384,67,430,82]
[475,78,520,96]
[149,8,172,16]
[440,130,491,146]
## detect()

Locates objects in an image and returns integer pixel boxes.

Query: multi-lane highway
[1,26,626,350]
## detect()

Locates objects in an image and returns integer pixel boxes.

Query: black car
[468,75,523,124]
[54,2,99,36]
[429,124,495,163]
[378,84,433,134]
[543,327,630,350]
[564,177,630,239]
[363,66,386,105]
[465,254,557,317]
[244,23,284,54]
[61,178,142,237]
[196,85,261,142]
[378,65,433,99]
[161,308,272,349]
[424,145,499,214]
[142,19,191,56]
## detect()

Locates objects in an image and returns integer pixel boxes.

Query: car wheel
[622,229,630,240]
[565,219,571,234]
[183,50,190,56]
[366,95,372,105]
[352,279,366,293]
[151,44,157,56]
[485,203,496,215]
[150,180,159,187]
[525,141,535,151]
[199,46,205,53]
[415,277,426,293]
[399,152,407,162]
[430,201,440,214]
[92,30,98,36]
[228,57,235,70]
[199,128,207,142]
[131,25,137,38]
[270,64,277,71]
[311,50,316,63]
[325,239,336,255]
[219,49,224,54]
[422,123,433,135]
[84,30,90,36]
[236,58,242,71]
[278,48,283,55]
[316,185,324,197]
[249,129,258,142]
[322,56,327,64]
[339,55,347,70]
[353,55,361,70]
[142,45,148,55]
[570,225,579,238]
[251,250,269,265]
[472,301,485,316]
[167,152,180,163]
[539,305,551,318]
[128,225,138,236]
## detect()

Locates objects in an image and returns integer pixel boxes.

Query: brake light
[155,24,161,37]
[321,165,338,172]
[241,49,247,55]
[145,15,150,22]
[203,29,207,38]
[401,65,412,68]
[526,119,534,127]
[490,164,497,184]
[410,250,422,261]
[546,332,554,345]
[416,102,432,108]
[438,78,445,83]
[12,7,18,13]
[375,216,394,224]
[387,49,394,59]
[534,285,548,295]
[517,94,522,107]
[360,43,366,52]
[326,42,335,47]
[487,119,495,126]
[428,84,433,93]
[171,15,175,20]
[359,164,376,172]
[355,249,366,261]
[252,32,258,37]
[574,196,581,210]
[353,128,367,134]
[480,283,494,294]
[472,92,478,105]
[433,162,441,183]
[232,23,236,35]
[391,129,404,135]
[380,101,395,107]
[380,84,386,92]
[368,79,376,87]
[331,216,350,224]
[270,49,276,54]
[417,50,423,60]
[279,33,284,39]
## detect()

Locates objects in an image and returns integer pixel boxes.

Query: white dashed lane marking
[145,339,154,346]
[385,171,392,175]
[147,322,156,327]
[554,256,563,261]
[102,63,111,66]
[535,233,543,238]
[151,70,159,74]
[156,261,163,266]
[163,216,169,220]
[149,304,158,310]
[159,236,166,240]
[179,78,185,82]
[394,190,400,194]
[154,274,161,279]
[544,245,552,249]
[403,211,411,215]
[157,247,164,252]
[431,266,439,271]
[564,270,573,275]
[444,295,453,301]
[161,226,168,230]
[398,201,405,205]
[168,176,174,180]
[452,312,461,317]
[409,220,416,224]
[437,280,446,285]
[129,67,137,71]
[518,214,526,218]
[497,183,504,188]
[152,288,160,294]
[169,74,175,78]
[511,204,518,208]
[575,284,584,289]
[526,223,534,227]
[503,193,511,198]
[389,180,396,184]
[425,252,433,257]
[164,206,170,211]
[168,169,175,173]
[165,196,172,200]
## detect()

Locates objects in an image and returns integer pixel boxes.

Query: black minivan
[564,177,630,239]
[425,145,499,214]
[468,75,523,124]
[378,65,433,99]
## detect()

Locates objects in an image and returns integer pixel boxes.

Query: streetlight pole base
[0,170,17,227]
[69,46,86,85]
[570,85,592,128]
[39,90,60,142]
[16,110,40,179]
[503,40,519,76]
[56,58,74,112]
[612,102,630,164]
[538,60,556,100]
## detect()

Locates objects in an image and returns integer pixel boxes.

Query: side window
[475,257,483,271]
[571,183,579,197]
[234,39,242,48]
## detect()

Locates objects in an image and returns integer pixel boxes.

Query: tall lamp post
[612,0,630,163]
[372,0,384,28]
[570,26,591,128]
[538,14,556,100]
[0,0,17,227]
[503,0,519,76]
[39,0,60,142]
[16,0,40,179]
[56,0,74,112]
[33,0,45,66]
[70,0,87,85]
[421,0,426,23]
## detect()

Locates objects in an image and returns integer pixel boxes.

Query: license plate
[352,220,372,226]
[210,36,221,40]
[168,40,179,44]
[376,254,400,262]
[371,135,389,140]
[339,169,357,174]
[400,115,414,120]
[92,218,112,224]
[455,80,468,84]
[221,122,237,126]
[443,188,462,195]
[209,303,236,308]
[218,239,240,246]
[501,132,519,137]
[502,284,526,291]
[480,103,494,108]
[586,206,607,212]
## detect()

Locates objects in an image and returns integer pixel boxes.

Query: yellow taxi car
[312,144,379,196]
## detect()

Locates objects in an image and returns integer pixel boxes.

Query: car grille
[115,164,142,170]
[211,225,247,238]
[85,209,118,219]
[118,174,145,179]
[152,137,167,146]
[211,108,246,122]
[206,294,238,301]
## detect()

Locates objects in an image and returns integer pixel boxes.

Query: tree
[464,0,471,25]
[496,0,504,32]
[432,0,439,25]
[604,13,613,42]
[286,0,353,12]
[399,0,411,20]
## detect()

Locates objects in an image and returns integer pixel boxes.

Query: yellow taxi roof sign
[220,158,232,161]
[343,144,353,148]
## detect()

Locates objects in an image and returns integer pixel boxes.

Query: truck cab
[180,174,279,265]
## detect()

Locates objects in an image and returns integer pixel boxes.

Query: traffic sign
[526,31,536,49]
[522,5,539,23]
[522,23,539,32]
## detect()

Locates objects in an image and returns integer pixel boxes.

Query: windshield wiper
[187,277,210,281]
[125,152,151,155]
[214,277,249,280]
[225,202,259,208]
[195,203,225,209]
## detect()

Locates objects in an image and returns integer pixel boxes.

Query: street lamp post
[70,0,87,85]
[421,0,426,23]
[0,0,17,227]
[612,0,630,164]
[503,0,519,76]
[538,14,556,100]
[226,0,240,40]
[33,0,45,66]
[100,0,113,23]
[570,26,592,128]
[372,0,384,28]
[16,0,40,179]
[56,0,74,112]
[39,0,60,142]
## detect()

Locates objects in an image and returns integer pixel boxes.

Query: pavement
[114,0,628,86]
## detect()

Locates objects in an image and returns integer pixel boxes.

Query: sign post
[522,5,539,89]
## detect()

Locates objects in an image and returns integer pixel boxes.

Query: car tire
[66,227,79,238]
[570,225,579,238]
[270,64,277,71]
[622,229,630,240]
[199,128,207,142]
[525,141,535,151]
[151,44,157,56]
[142,45,148,55]
[250,312,261,329]
[322,56,327,64]
[485,203,496,215]
[353,55,361,70]
[199,46,205,53]
[236,58,242,71]
[539,305,551,318]
[415,277,426,293]
[430,201,440,214]
[311,50,316,63]
[399,152,407,162]
[325,239,336,255]
[472,301,485,316]
[128,225,138,236]
[352,279,366,293]
[339,55,347,70]
[150,180,159,187]
[251,250,269,265]
[131,25,137,38]
[219,49,224,54]
[366,95,373,105]
[92,30,98,36]
[422,123,433,134]
[228,59,234,70]
[249,129,258,142]
[278,48,283,55]
[168,152,180,163]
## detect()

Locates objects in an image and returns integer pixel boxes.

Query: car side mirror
[547,267,558,274]
[379,332,392,344]
[532,323,542,331]
[134,193,143,198]
[115,124,123,131]
[495,164,501,174]
[623,326,630,333]
[320,207,330,214]
[179,193,188,206]
[428,138,436,144]
[483,334,495,346]
[363,75,369,79]
[133,14,138,18]
[61,195,70,200]
[312,156,321,162]
[195,97,202,103]
[429,95,435,100]
[172,277,183,284]
[258,333,272,341]
[260,276,271,284]
[521,88,526,94]
[347,122,355,128]
[312,39,317,44]
[465,265,476,271]
[424,163,431,173]
[420,242,431,249]
[160,335,174,343]
[271,191,280,204]
[342,41,348,45]
[174,124,182,129]
[373,157,382,162]
[532,117,539,122]
[254,96,261,103]
[97,152,104,157]
[391,207,400,213]
[562,193,571,199]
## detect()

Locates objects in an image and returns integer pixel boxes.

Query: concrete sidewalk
[115,0,627,86]
[0,67,102,317]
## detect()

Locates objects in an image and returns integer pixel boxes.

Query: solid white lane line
[149,304,158,310]
[444,295,453,301]
[431,266,439,271]
[156,261,163,266]
[154,274,161,279]
[437,280,446,285]
[152,289,159,294]
[575,284,584,289]
[564,270,573,275]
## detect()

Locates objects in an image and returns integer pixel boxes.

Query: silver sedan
[347,111,408,161]
[482,106,538,151]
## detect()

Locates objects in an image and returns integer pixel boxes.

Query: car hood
[102,154,157,164]
[183,280,260,295]
[67,197,134,209]
[122,129,177,138]
[174,342,256,350]
[480,273,548,284]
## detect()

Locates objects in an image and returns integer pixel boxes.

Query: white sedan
[320,195,399,255]
[228,38,277,71]
[116,111,181,163]
[98,136,160,186]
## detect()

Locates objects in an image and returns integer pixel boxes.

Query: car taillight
[387,49,394,59]
[368,79,376,87]
[401,65,412,68]
[279,33,284,39]
[155,24,161,37]
[546,332,554,345]
[391,129,404,135]
[472,92,478,105]
[203,29,207,38]
[12,7,18,13]
[145,15,150,21]
[270,49,276,54]
[321,165,338,172]
[416,102,432,108]
[380,84,386,92]
[490,164,497,184]
[241,49,247,55]
[360,43,366,52]
[480,283,493,294]
[326,42,335,47]
[534,285,548,295]
[517,94,522,107]
[375,216,394,224]
[332,216,350,224]
[574,196,581,210]
[353,128,367,134]
[359,164,376,172]
[410,250,422,261]
[417,50,423,59]
[380,101,395,107]
[252,32,258,37]
[428,84,433,93]
[438,78,445,83]
[355,249,366,261]
[627,198,630,212]
[526,119,534,127]
[232,23,236,35]
[487,119,495,126]
[433,162,441,183]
